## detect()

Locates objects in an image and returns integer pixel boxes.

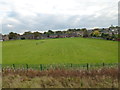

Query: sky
[0,0,119,34]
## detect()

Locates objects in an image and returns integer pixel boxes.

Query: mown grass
[2,37,118,64]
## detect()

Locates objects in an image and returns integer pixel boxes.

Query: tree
[111,32,117,40]
[23,31,32,35]
[67,29,73,32]
[43,30,54,38]
[33,32,41,39]
[67,29,76,32]
[101,33,110,40]
[82,28,88,37]
[21,37,25,40]
[48,30,54,34]
[109,25,114,29]
[55,31,62,34]
[44,32,47,34]
[62,31,67,34]
[8,32,19,40]
[76,29,81,31]
[92,30,100,37]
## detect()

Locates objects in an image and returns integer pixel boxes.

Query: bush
[21,37,25,40]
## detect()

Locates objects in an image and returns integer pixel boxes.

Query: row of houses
[1,26,119,41]
[2,31,85,41]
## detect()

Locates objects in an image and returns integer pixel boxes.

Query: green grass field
[2,37,118,64]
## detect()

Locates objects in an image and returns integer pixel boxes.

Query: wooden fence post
[13,64,15,69]
[40,64,43,71]
[103,63,105,67]
[26,64,28,70]
[87,63,89,70]
[71,63,72,67]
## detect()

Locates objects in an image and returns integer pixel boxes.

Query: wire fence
[1,63,118,71]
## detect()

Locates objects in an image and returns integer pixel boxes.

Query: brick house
[3,35,9,41]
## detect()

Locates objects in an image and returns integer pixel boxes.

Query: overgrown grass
[2,67,118,88]
[2,37,118,64]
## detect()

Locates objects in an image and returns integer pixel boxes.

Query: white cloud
[7,24,13,28]
[4,18,20,24]
[1,0,119,16]
[0,0,119,34]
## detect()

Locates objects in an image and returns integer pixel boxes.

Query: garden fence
[1,63,118,71]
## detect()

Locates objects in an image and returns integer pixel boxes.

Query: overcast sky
[0,0,119,34]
